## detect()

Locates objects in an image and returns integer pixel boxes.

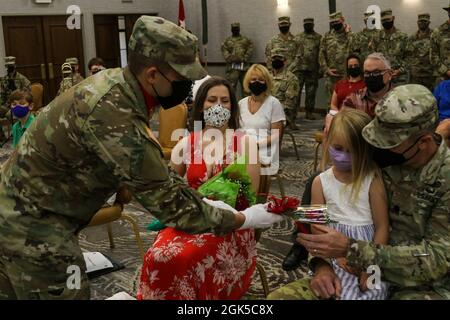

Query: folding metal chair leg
[121,213,145,261]
[314,142,322,172]
[286,132,300,160]
[256,262,270,298]
[106,223,115,249]
[276,174,286,198]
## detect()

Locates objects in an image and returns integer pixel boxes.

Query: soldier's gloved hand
[202,198,238,214]
[239,203,285,230]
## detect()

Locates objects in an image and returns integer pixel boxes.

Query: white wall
[0,0,160,74]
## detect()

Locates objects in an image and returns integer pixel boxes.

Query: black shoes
[282,244,309,271]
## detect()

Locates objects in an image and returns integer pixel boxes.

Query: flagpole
[201,0,208,67]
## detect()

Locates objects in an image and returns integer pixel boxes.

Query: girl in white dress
[311,109,390,300]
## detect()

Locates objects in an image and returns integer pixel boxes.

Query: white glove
[239,203,284,230]
[202,198,238,214]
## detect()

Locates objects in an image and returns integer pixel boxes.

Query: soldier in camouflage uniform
[430,2,450,82]
[56,63,74,97]
[290,18,322,120]
[221,22,254,96]
[0,16,282,300]
[66,57,84,85]
[319,12,352,103]
[406,14,436,92]
[269,85,450,300]
[56,58,84,97]
[0,56,31,142]
[265,17,298,72]
[271,48,300,130]
[350,11,379,63]
[373,9,409,86]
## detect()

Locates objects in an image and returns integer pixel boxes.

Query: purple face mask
[329,146,352,172]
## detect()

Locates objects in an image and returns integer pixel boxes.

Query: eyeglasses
[363,70,390,77]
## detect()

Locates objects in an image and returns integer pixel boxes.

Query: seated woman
[324,54,366,135]
[139,77,261,300]
[239,64,286,181]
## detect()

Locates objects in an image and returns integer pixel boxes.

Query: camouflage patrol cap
[329,12,343,23]
[271,48,287,59]
[418,13,430,22]
[304,18,314,24]
[278,16,291,26]
[128,16,206,80]
[381,9,394,21]
[5,56,16,66]
[66,57,79,65]
[362,85,439,149]
[231,22,240,28]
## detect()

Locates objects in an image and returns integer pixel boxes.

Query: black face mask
[364,74,386,93]
[332,23,343,31]
[304,24,314,33]
[373,137,422,168]
[418,22,430,31]
[231,28,240,37]
[382,21,394,30]
[279,26,290,34]
[347,66,361,78]
[152,70,192,110]
[271,59,284,70]
[6,66,15,75]
[249,81,267,96]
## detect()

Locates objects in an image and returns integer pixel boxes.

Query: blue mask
[12,104,30,119]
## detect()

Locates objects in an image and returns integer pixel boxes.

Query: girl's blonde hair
[321,109,379,201]
[243,64,273,96]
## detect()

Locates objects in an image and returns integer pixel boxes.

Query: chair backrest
[158,103,188,148]
[31,83,44,113]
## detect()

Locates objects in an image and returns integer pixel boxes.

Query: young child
[9,89,35,148]
[311,108,389,300]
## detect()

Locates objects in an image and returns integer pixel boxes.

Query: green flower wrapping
[198,156,256,208]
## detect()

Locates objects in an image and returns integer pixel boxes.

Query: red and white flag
[178,0,186,29]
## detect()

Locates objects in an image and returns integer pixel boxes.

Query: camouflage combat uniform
[265,16,298,72]
[374,10,410,86]
[319,12,352,102]
[56,74,84,97]
[0,16,235,300]
[406,14,436,92]
[350,12,379,62]
[271,49,300,125]
[268,85,450,300]
[430,14,450,82]
[221,22,254,95]
[290,18,322,117]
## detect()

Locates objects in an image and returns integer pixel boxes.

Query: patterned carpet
[0,113,325,300]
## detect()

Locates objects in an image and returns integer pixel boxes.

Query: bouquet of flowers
[266,196,335,233]
[198,156,256,210]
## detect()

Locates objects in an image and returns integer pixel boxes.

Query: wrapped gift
[198,156,256,209]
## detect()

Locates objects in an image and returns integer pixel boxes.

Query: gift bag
[198,155,256,209]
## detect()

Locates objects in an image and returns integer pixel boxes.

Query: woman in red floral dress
[138,77,261,300]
